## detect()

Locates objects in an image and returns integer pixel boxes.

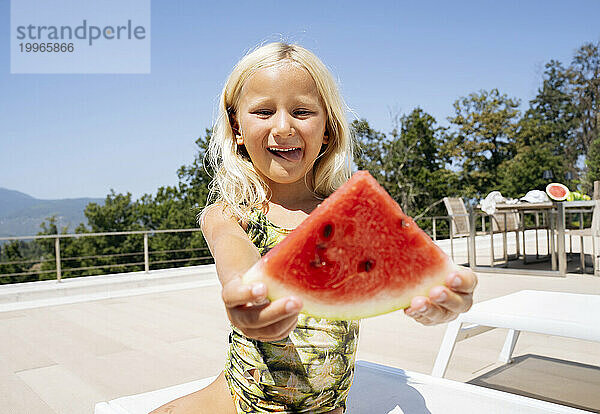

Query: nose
[272,110,295,138]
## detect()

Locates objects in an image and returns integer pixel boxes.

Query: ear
[229,110,240,137]
[322,130,329,145]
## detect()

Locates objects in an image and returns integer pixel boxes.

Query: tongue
[276,149,302,162]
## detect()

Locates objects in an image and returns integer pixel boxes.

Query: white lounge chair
[94,360,591,413]
[432,290,600,379]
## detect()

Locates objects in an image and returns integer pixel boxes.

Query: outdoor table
[469,200,596,276]
[496,202,556,267]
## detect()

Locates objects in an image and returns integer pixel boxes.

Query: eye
[253,110,273,117]
[294,109,313,116]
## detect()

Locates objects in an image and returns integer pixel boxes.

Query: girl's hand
[404,267,477,326]
[221,277,303,342]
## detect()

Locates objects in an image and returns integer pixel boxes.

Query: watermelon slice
[546,183,569,201]
[242,171,459,320]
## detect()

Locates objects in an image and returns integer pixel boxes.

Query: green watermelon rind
[545,183,569,201]
[244,258,459,320]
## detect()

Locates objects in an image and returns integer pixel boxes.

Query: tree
[570,42,600,192]
[572,42,600,158]
[444,89,521,199]
[497,114,567,198]
[85,191,141,233]
[527,60,578,169]
[351,119,387,184]
[35,216,74,281]
[585,133,600,189]
[499,144,564,198]
[34,194,145,279]
[0,241,31,284]
[353,109,458,216]
[386,109,458,215]
[137,186,194,230]
[136,185,208,270]
[176,129,213,213]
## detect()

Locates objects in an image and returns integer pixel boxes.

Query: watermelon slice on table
[242,171,460,320]
[546,183,569,201]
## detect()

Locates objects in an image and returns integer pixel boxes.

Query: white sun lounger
[94,360,590,414]
[432,290,600,379]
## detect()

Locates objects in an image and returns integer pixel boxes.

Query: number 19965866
[19,43,74,53]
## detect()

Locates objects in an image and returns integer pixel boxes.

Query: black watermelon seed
[322,223,334,239]
[358,259,375,273]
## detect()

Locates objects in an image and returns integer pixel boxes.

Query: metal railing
[9,208,588,285]
[0,228,213,284]
[414,215,470,262]
[414,215,461,241]
[1,217,462,284]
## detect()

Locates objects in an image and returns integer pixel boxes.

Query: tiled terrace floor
[1,234,599,413]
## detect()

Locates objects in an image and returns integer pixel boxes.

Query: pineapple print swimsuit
[224,210,360,413]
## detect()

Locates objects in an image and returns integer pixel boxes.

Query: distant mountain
[0,188,104,237]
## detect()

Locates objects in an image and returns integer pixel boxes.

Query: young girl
[152,42,476,414]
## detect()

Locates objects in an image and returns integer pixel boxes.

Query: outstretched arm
[201,204,302,341]
[404,267,477,325]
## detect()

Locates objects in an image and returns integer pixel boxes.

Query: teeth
[269,147,300,152]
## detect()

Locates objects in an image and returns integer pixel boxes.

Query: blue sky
[1,0,599,200]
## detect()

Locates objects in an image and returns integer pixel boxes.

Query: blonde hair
[205,42,354,222]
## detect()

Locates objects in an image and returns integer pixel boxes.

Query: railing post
[468,208,476,268]
[535,212,540,258]
[502,212,508,263]
[432,218,437,241]
[144,233,149,273]
[557,202,566,276]
[579,211,585,273]
[55,236,62,282]
[449,217,454,260]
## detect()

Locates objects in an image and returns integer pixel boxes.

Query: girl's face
[234,63,329,189]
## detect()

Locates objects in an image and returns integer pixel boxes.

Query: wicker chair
[442,197,472,263]
[443,197,470,238]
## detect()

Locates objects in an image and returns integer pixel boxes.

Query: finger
[404,295,429,316]
[232,296,302,329]
[417,301,453,323]
[445,267,478,294]
[429,285,474,314]
[242,314,299,342]
[407,310,436,326]
[405,296,455,324]
[222,279,268,308]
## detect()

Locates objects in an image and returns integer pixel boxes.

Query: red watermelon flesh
[546,183,569,201]
[242,171,459,319]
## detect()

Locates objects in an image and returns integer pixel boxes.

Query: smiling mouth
[267,147,302,162]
